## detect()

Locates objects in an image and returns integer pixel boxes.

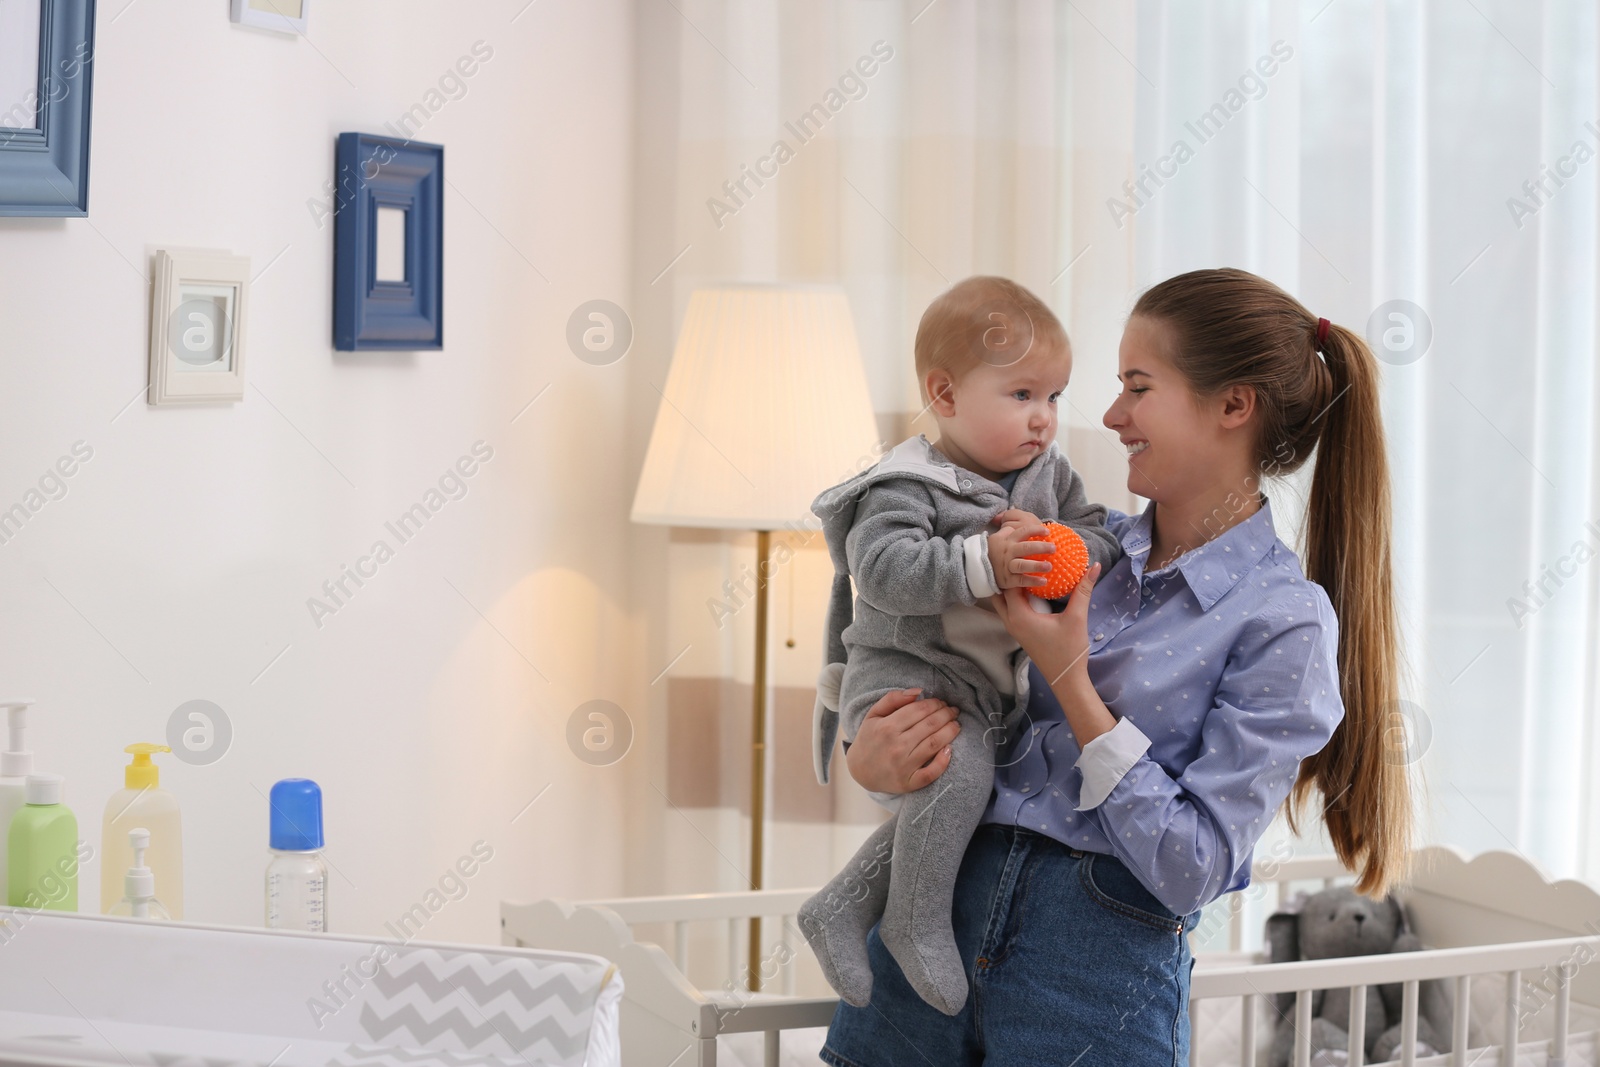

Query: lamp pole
[627,286,878,993]
[748,530,770,991]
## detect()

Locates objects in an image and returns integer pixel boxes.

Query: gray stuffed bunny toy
[1264,885,1453,1066]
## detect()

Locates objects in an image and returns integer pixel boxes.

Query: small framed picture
[229,0,309,34]
[333,132,444,351]
[148,249,250,405]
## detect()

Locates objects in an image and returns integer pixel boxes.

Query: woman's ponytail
[1289,320,1414,897]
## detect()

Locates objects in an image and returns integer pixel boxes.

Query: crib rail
[1189,934,1599,1067]
[584,888,814,997]
[582,852,1347,1000]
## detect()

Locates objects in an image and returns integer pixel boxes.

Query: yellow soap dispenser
[101,744,183,918]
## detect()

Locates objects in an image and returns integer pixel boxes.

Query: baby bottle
[264,778,327,932]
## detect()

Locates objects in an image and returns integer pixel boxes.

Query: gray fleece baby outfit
[798,433,1122,1015]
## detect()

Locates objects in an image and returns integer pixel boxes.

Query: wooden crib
[502,845,1600,1067]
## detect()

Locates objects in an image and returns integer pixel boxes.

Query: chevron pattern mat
[357,948,605,1064]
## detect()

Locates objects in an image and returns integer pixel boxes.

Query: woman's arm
[843,687,962,795]
[994,572,1347,917]
[991,562,1117,747]
[1067,602,1345,916]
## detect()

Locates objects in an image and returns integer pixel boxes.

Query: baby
[799,276,1123,1016]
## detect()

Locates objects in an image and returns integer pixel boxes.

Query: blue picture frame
[0,0,97,217]
[332,133,443,351]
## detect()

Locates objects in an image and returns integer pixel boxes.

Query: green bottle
[8,774,78,911]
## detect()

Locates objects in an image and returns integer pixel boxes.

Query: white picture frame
[148,249,250,406]
[229,0,310,35]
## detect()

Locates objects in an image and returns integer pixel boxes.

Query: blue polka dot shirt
[981,493,1346,916]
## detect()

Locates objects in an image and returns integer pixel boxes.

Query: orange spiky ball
[1025,522,1091,599]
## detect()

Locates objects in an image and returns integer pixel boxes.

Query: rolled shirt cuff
[964,532,1000,599]
[1074,716,1153,811]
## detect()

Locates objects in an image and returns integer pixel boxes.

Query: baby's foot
[797,819,896,1006]
[797,888,879,1007]
[879,899,969,1016]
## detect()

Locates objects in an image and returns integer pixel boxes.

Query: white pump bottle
[109,828,170,920]
[0,700,38,893]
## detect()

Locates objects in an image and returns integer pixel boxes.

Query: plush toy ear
[1389,894,1413,938]
[1265,910,1301,965]
[1265,910,1301,1019]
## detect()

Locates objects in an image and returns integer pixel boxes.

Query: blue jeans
[820,824,1202,1067]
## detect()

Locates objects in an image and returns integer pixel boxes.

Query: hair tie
[1315,317,1330,347]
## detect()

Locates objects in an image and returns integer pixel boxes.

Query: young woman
[819,268,1414,1067]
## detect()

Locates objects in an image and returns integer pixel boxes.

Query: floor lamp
[631,284,879,989]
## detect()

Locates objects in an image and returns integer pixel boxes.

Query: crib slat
[1504,969,1520,1066]
[676,921,690,974]
[1348,983,1366,1067]
[1399,979,1418,1067]
[763,1030,779,1067]
[780,914,796,996]
[1240,993,1256,1067]
[1188,992,1200,1067]
[1453,974,1470,1067]
[730,918,741,991]
[1554,966,1570,1063]
[1293,988,1312,1067]
[1229,894,1243,954]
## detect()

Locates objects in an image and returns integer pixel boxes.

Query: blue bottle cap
[269,778,324,851]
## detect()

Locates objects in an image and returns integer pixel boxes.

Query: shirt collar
[1121,494,1278,612]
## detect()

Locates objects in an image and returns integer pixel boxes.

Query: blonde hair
[1132,268,1415,899]
[914,276,1069,405]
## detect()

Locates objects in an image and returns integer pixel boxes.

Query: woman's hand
[844,688,960,794]
[992,560,1102,691]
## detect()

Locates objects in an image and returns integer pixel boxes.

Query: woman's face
[1103,315,1229,503]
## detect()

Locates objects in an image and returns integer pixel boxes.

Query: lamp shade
[631,284,881,530]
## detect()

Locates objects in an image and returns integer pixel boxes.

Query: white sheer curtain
[628,0,1600,905]
[1113,0,1600,883]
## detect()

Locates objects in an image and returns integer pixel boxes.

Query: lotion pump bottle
[7,774,78,910]
[102,744,183,918]
[0,700,37,894]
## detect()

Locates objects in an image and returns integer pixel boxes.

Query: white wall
[0,0,637,943]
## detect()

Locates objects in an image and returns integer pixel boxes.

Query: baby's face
[935,344,1071,476]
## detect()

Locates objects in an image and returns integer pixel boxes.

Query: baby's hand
[987,508,1054,590]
